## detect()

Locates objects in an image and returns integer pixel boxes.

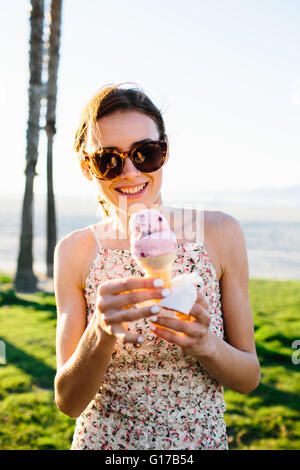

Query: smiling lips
[115,182,148,195]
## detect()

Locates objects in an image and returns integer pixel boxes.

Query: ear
[79,155,93,181]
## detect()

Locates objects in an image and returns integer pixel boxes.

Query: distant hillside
[163,185,300,207]
[1,185,299,207]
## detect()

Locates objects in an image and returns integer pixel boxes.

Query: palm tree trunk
[14,0,45,293]
[46,0,63,278]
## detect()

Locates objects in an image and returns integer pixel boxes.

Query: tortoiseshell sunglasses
[82,138,167,180]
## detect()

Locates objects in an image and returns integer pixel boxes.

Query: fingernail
[149,315,158,322]
[161,288,170,297]
[153,278,164,287]
[151,305,160,314]
[137,336,144,343]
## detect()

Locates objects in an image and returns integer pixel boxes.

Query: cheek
[96,181,112,199]
[152,169,163,187]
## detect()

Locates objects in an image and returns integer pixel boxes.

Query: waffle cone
[134,251,191,321]
[136,251,176,271]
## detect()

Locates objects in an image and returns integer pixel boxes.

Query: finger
[101,288,170,311]
[119,331,146,344]
[104,324,145,345]
[151,315,207,338]
[98,276,165,296]
[101,304,161,325]
[150,323,196,348]
[189,302,211,327]
[196,290,209,309]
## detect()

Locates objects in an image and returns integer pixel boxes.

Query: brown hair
[74,83,166,217]
[75,83,166,154]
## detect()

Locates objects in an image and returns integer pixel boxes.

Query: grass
[0,274,299,450]
[225,279,300,450]
[0,276,74,450]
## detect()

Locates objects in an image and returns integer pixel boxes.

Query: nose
[121,156,142,178]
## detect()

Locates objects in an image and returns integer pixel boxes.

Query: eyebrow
[101,138,154,152]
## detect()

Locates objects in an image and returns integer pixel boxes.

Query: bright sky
[1,0,300,200]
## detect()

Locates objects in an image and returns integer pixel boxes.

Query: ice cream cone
[129,209,192,321]
[137,254,191,321]
[136,251,176,277]
[143,266,173,289]
[133,254,173,310]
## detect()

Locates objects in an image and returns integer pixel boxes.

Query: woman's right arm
[53,235,117,418]
[54,235,166,418]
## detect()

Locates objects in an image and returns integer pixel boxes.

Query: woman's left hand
[150,291,213,358]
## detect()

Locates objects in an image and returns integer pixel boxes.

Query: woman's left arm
[150,214,261,394]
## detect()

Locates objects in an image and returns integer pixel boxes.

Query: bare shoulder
[202,210,246,280]
[171,206,242,238]
[55,226,93,261]
[54,225,97,291]
[203,209,243,237]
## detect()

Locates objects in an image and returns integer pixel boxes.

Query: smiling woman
[53,83,260,450]
[75,84,167,220]
[82,110,166,227]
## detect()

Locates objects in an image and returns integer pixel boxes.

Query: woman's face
[82,110,168,215]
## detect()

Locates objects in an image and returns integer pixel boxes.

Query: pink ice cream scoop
[129,208,170,237]
[129,209,177,259]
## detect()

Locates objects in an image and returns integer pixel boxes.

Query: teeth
[118,183,146,194]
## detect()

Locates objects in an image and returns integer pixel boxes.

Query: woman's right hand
[95,276,169,344]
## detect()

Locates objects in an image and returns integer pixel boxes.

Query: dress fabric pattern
[71,228,228,450]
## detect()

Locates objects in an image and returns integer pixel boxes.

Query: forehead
[91,110,160,151]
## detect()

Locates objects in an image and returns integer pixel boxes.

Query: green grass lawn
[0,274,299,450]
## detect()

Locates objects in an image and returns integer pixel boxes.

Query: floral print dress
[71,225,228,450]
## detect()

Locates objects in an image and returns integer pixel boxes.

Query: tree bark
[46,0,63,278]
[14,0,45,293]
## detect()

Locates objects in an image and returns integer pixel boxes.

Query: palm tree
[45,0,63,278]
[14,0,45,293]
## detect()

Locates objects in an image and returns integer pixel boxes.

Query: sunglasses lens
[91,153,123,179]
[132,142,166,172]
